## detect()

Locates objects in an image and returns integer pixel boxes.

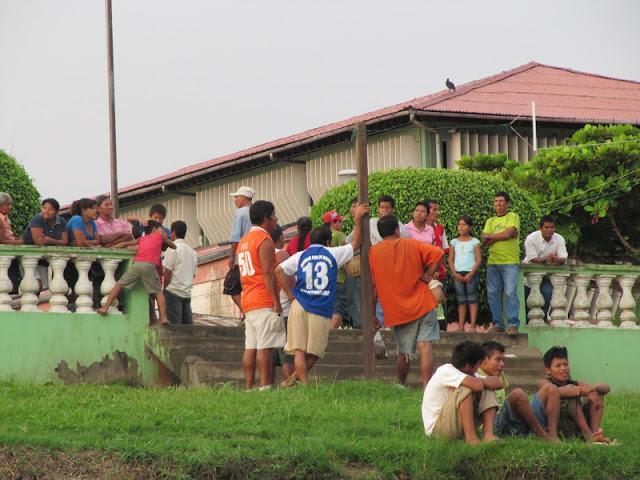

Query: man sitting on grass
[422,341,503,444]
[478,341,559,442]
[540,346,611,443]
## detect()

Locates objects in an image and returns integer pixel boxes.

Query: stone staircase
[154,326,545,392]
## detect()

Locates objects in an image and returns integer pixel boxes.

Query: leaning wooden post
[356,122,375,379]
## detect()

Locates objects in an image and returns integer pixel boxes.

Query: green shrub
[310,168,540,323]
[457,152,511,173]
[0,150,40,234]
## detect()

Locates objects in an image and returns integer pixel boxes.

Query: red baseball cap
[322,210,344,223]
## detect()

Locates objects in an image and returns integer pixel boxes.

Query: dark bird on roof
[446,78,456,92]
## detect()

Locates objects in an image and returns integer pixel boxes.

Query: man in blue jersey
[275,203,369,385]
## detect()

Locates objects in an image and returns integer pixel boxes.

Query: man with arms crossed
[237,200,286,390]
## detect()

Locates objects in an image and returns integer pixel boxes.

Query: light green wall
[525,328,640,392]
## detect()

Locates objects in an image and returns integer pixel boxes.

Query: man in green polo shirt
[323,210,350,329]
[481,192,520,335]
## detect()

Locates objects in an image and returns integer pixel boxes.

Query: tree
[0,149,41,234]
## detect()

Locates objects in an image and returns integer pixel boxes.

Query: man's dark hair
[482,341,505,359]
[310,226,332,246]
[170,220,187,239]
[414,201,429,210]
[451,341,486,370]
[350,196,358,206]
[270,224,283,242]
[249,200,275,225]
[543,346,568,368]
[95,195,109,207]
[495,191,511,203]
[377,215,399,239]
[70,198,97,217]
[149,203,167,218]
[458,215,474,228]
[42,198,60,212]
[143,220,161,235]
[539,215,556,227]
[295,217,313,252]
[424,199,439,214]
[378,194,395,209]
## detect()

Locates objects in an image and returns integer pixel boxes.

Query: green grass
[0,381,639,479]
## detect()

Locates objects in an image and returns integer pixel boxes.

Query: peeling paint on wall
[55,351,143,386]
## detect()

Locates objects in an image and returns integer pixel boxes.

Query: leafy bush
[310,168,540,322]
[457,152,516,173]
[0,150,41,233]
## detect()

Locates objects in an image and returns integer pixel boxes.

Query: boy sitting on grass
[478,341,560,442]
[422,341,503,444]
[97,220,176,324]
[540,346,611,443]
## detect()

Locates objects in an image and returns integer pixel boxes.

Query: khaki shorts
[284,300,331,359]
[432,387,499,440]
[244,308,287,350]
[118,262,161,294]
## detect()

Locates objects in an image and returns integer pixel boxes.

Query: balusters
[100,258,122,314]
[19,256,40,312]
[74,257,95,314]
[47,255,70,313]
[549,272,570,327]
[0,256,14,311]
[572,273,594,328]
[595,274,616,328]
[618,275,639,329]
[526,272,546,326]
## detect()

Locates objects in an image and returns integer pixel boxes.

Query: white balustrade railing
[0,246,133,314]
[523,264,640,329]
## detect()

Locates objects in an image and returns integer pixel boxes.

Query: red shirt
[238,226,276,313]
[134,231,163,267]
[286,233,311,256]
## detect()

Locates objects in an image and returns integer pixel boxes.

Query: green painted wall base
[0,286,160,386]
[525,327,640,392]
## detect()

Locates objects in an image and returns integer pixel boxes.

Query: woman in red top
[285,216,312,256]
[97,221,176,324]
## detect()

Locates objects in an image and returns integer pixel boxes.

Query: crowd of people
[0,192,197,326]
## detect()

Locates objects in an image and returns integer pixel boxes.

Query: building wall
[196,163,309,246]
[304,127,422,202]
[119,195,200,248]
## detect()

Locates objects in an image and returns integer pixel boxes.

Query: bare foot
[465,436,481,445]
[541,432,560,443]
[482,434,500,443]
[96,306,109,316]
[159,319,170,326]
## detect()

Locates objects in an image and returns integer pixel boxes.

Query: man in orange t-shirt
[237,200,286,390]
[370,215,444,389]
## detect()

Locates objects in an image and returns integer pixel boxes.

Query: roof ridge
[414,62,541,109]
[530,62,640,86]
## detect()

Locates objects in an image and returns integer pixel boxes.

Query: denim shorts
[453,272,479,305]
[494,393,547,436]
[392,309,439,355]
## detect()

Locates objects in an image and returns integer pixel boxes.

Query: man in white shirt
[422,341,503,444]
[523,216,568,322]
[163,221,198,325]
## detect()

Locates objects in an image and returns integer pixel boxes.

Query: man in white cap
[224,186,256,312]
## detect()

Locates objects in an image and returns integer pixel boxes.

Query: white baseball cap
[230,186,255,198]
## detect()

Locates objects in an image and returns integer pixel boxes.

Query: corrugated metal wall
[305,131,421,202]
[118,195,200,247]
[196,163,309,245]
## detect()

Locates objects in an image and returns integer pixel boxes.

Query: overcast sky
[1,0,639,204]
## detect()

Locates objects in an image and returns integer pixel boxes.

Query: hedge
[0,150,40,234]
[310,168,540,323]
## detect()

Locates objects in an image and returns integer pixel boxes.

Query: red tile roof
[118,62,640,197]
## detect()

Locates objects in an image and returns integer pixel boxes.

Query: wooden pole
[356,122,375,379]
[105,0,119,215]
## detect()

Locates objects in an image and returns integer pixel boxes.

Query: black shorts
[223,265,242,296]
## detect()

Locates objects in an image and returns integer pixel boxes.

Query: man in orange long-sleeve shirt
[370,215,444,389]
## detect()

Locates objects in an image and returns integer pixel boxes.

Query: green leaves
[0,150,41,233]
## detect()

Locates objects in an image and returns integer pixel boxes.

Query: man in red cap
[322,210,350,329]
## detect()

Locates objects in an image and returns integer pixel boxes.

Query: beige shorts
[284,300,331,359]
[118,262,161,294]
[432,387,499,440]
[244,308,287,350]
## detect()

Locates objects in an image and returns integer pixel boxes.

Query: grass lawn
[0,381,639,479]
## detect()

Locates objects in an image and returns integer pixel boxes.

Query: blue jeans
[486,264,520,329]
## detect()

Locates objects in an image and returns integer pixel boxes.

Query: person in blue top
[275,202,369,386]
[448,215,482,332]
[67,198,101,247]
